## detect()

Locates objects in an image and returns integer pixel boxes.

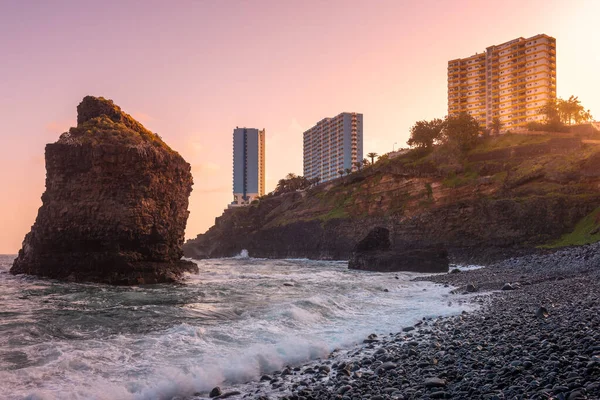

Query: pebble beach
[203,244,600,400]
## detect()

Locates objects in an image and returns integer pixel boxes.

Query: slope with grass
[184,133,600,263]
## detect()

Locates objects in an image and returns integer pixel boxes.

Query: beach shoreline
[200,244,600,400]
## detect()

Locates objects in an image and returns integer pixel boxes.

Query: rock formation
[11,96,197,284]
[184,136,600,264]
[348,227,449,273]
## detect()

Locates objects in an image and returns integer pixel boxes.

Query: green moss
[320,207,349,222]
[470,134,552,154]
[442,170,478,188]
[64,96,175,153]
[540,206,600,248]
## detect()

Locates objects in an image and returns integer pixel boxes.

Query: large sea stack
[11,96,197,284]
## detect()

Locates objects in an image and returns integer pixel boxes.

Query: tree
[377,154,389,163]
[362,158,371,167]
[541,96,593,126]
[442,112,481,152]
[491,117,502,136]
[272,174,311,196]
[407,118,444,149]
[338,169,344,178]
[344,167,352,175]
[367,152,378,165]
[353,161,362,171]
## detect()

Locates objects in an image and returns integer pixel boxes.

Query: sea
[0,253,476,400]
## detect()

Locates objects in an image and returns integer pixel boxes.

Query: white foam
[0,256,477,400]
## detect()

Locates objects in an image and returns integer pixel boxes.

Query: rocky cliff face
[185,135,600,265]
[11,96,197,284]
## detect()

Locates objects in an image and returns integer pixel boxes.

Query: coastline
[199,243,600,400]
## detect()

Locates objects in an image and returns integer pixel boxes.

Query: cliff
[184,133,600,264]
[11,96,197,284]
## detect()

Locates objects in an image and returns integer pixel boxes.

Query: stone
[214,392,242,399]
[502,283,515,290]
[536,306,549,318]
[209,387,222,398]
[424,377,447,388]
[10,96,197,284]
[337,385,352,394]
[466,283,478,292]
[349,228,449,273]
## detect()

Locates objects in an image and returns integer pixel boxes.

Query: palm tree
[362,158,371,167]
[367,152,378,165]
[285,172,297,180]
[344,168,352,175]
[491,117,502,136]
[354,161,362,171]
[338,169,344,178]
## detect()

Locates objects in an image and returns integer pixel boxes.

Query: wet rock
[209,387,222,398]
[214,391,242,399]
[501,283,515,290]
[466,283,478,292]
[349,227,449,273]
[10,96,196,285]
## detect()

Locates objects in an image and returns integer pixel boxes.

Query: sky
[0,0,599,253]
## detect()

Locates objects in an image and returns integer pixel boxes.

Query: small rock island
[11,96,198,284]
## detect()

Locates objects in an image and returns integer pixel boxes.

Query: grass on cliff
[469,133,555,154]
[541,206,600,248]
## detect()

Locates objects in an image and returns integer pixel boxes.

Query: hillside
[184,133,600,263]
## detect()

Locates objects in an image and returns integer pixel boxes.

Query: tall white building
[303,112,363,183]
[448,34,557,130]
[230,127,265,207]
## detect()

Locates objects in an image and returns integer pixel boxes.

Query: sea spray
[0,255,477,400]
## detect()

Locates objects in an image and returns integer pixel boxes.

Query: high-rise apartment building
[448,34,556,131]
[303,112,363,183]
[230,127,265,207]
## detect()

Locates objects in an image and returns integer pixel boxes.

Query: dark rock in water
[502,283,515,290]
[353,227,391,252]
[283,283,294,287]
[466,283,478,292]
[209,387,222,398]
[450,268,461,273]
[348,227,449,273]
[214,391,242,399]
[10,96,198,285]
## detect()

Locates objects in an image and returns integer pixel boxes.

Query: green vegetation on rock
[59,96,175,153]
[541,206,600,248]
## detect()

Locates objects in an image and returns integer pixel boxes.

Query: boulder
[11,96,198,284]
[348,228,449,273]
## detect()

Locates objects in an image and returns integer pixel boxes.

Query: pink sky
[1,0,599,253]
